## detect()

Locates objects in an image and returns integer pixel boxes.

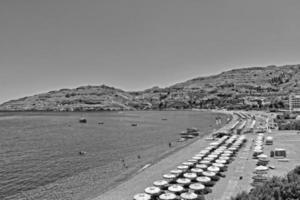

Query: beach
[0,110,229,200]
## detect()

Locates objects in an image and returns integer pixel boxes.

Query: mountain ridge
[1,64,300,111]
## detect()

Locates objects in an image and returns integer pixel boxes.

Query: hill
[0,85,148,111]
[1,64,300,111]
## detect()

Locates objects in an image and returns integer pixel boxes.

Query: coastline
[90,110,235,200]
[2,110,231,200]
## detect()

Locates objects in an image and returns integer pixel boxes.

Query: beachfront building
[289,93,300,112]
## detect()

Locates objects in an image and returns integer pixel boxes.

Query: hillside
[0,85,148,111]
[1,64,300,111]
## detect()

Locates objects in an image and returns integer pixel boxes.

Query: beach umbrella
[221,153,231,158]
[163,173,177,182]
[219,155,230,160]
[205,146,215,151]
[170,169,183,176]
[158,192,177,200]
[208,154,219,158]
[224,150,233,154]
[215,159,226,164]
[253,149,263,153]
[133,193,151,200]
[195,153,205,157]
[187,159,198,164]
[168,184,185,195]
[180,191,199,200]
[212,163,226,171]
[153,180,169,189]
[144,186,161,196]
[182,162,194,167]
[209,142,220,147]
[196,176,211,185]
[189,183,205,194]
[255,165,268,171]
[254,166,268,175]
[228,147,237,152]
[203,157,215,162]
[207,166,220,172]
[183,172,197,180]
[192,156,202,161]
[195,164,208,170]
[176,178,191,187]
[177,165,189,171]
[257,154,268,160]
[252,175,268,181]
[191,167,204,175]
[202,171,216,178]
[199,160,211,165]
[199,150,210,155]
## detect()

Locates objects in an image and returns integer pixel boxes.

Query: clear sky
[1,0,300,103]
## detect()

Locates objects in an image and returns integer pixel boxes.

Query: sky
[0,0,300,103]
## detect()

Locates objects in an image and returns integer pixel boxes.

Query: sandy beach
[92,111,237,200]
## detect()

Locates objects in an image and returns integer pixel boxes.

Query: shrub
[230,166,300,200]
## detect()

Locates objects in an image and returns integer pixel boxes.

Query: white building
[289,93,300,112]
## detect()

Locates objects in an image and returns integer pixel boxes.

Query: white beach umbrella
[144,186,161,195]
[255,166,268,171]
[183,172,197,180]
[257,154,268,159]
[163,173,177,182]
[199,160,211,165]
[207,166,220,172]
[189,183,205,191]
[212,163,225,169]
[133,193,151,200]
[191,167,203,175]
[195,164,208,169]
[209,142,220,146]
[192,156,202,161]
[196,176,211,184]
[170,169,183,176]
[215,159,227,164]
[177,165,189,171]
[182,162,194,167]
[202,171,216,177]
[219,156,230,160]
[187,159,198,163]
[208,154,219,158]
[159,192,177,200]
[176,178,191,186]
[203,157,215,161]
[168,184,184,193]
[153,180,169,188]
[180,192,199,200]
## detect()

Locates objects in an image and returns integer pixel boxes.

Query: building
[289,93,300,112]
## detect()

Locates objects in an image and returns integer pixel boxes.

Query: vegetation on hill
[230,165,300,200]
[1,64,300,111]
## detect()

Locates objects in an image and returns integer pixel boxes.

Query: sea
[0,110,228,200]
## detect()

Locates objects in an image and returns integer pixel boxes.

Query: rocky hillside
[1,64,300,111]
[0,85,148,111]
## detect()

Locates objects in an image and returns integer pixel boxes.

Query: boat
[79,118,87,123]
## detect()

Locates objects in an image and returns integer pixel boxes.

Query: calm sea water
[0,111,227,199]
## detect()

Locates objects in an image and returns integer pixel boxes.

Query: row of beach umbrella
[133,135,247,200]
[252,133,269,186]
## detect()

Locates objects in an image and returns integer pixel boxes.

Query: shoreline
[90,110,236,200]
[2,110,231,200]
